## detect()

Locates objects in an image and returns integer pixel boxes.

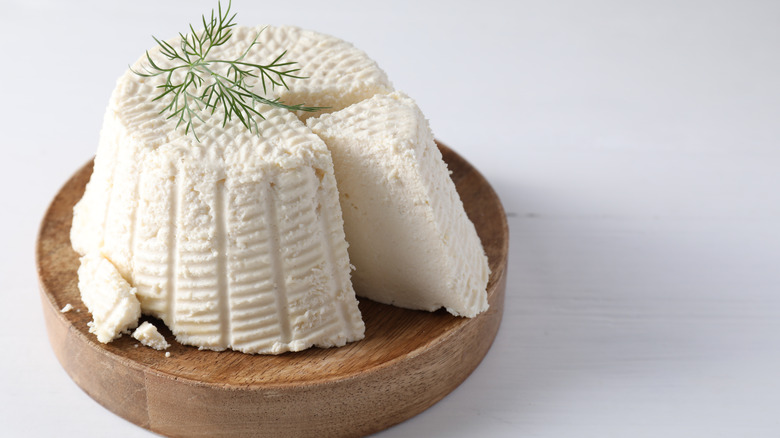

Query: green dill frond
[131,0,326,141]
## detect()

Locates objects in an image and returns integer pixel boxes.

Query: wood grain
[36,142,509,438]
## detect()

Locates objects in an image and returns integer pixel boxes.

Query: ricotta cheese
[132,322,171,350]
[72,24,490,356]
[307,92,490,317]
[77,253,142,343]
[70,26,378,354]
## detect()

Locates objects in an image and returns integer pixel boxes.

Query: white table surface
[2,0,779,436]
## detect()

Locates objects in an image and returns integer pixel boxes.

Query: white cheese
[238,25,394,119]
[132,321,170,350]
[77,253,142,343]
[307,92,490,317]
[60,303,74,313]
[70,26,375,354]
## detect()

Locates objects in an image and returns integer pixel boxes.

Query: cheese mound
[72,25,491,354]
[308,92,490,317]
[71,26,378,354]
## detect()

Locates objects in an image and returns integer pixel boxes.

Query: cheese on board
[70,26,380,354]
[132,322,171,350]
[77,253,142,343]
[307,92,490,317]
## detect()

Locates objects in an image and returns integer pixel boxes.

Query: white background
[2,0,779,436]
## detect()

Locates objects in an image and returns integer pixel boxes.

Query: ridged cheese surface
[307,92,490,317]
[242,25,394,119]
[71,26,378,353]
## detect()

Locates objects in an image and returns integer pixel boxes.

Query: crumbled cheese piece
[132,321,170,351]
[77,253,141,343]
[60,303,74,313]
[165,352,171,358]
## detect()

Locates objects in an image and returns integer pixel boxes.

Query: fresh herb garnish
[132,0,324,141]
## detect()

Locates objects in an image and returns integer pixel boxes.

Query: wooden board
[36,142,509,438]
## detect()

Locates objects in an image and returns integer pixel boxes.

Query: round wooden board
[36,142,508,438]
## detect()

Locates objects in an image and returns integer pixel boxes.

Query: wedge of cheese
[70,26,384,354]
[307,92,490,317]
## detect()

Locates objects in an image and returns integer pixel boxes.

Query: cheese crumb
[60,303,74,313]
[132,321,171,351]
[165,352,171,358]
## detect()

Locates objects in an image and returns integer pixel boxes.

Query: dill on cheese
[132,0,324,141]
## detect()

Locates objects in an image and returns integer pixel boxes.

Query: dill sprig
[132,0,324,141]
